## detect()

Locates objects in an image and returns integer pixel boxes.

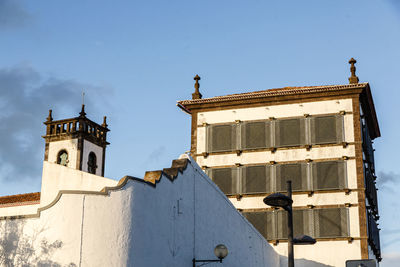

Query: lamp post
[263,181,316,267]
[193,244,228,267]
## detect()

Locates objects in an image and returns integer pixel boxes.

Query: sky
[0,0,399,265]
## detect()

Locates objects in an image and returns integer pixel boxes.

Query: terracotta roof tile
[0,192,40,206]
[178,83,368,106]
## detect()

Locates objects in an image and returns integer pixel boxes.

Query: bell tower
[42,105,109,176]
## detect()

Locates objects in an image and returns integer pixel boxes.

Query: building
[177,58,381,266]
[0,105,288,266]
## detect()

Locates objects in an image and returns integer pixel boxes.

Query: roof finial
[102,116,108,128]
[192,74,202,100]
[46,109,53,122]
[348,58,359,84]
[79,91,86,117]
[79,104,86,117]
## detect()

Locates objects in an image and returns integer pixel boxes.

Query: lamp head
[263,193,293,208]
[214,244,228,260]
[293,235,316,245]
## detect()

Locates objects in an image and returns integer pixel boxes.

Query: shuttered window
[275,118,306,147]
[242,211,274,240]
[314,208,348,238]
[241,208,348,241]
[310,115,343,145]
[208,167,238,195]
[207,161,346,196]
[242,165,271,194]
[312,161,346,190]
[241,121,271,149]
[275,163,308,192]
[207,124,237,152]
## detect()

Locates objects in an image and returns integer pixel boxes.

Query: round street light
[193,244,229,267]
[263,192,293,209]
[214,244,228,260]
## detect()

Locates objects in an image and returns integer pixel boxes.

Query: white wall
[81,139,104,176]
[0,158,284,267]
[39,161,117,208]
[48,139,79,168]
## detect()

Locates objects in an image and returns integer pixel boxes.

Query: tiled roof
[0,192,40,207]
[178,83,368,106]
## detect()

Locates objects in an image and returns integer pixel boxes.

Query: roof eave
[362,83,381,139]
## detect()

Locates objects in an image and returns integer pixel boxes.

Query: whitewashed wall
[0,158,287,266]
[39,161,118,208]
[81,140,103,176]
[48,139,79,168]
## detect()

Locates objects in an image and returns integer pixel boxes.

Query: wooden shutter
[242,211,274,240]
[310,115,343,145]
[241,121,271,150]
[312,161,346,190]
[209,167,238,195]
[275,163,308,192]
[275,118,306,147]
[242,165,271,194]
[207,124,237,152]
[314,208,348,238]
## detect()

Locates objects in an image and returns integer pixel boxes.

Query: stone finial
[192,74,202,100]
[348,58,359,84]
[79,104,86,117]
[46,109,53,122]
[102,116,108,128]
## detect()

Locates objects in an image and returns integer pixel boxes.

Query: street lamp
[193,244,228,267]
[263,181,316,267]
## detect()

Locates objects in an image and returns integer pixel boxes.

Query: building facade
[177,58,381,266]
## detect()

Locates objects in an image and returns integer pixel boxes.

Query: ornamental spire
[348,58,359,84]
[46,109,53,122]
[192,74,202,100]
[102,116,108,128]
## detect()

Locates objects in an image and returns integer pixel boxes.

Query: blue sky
[0,0,399,265]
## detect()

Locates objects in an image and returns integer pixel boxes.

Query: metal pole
[287,180,294,267]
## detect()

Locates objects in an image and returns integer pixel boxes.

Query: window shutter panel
[276,210,287,239]
[241,121,270,149]
[293,209,311,238]
[232,123,238,151]
[276,163,308,192]
[206,125,212,152]
[210,167,237,195]
[312,161,346,190]
[242,211,274,240]
[311,115,344,144]
[242,165,270,194]
[275,118,306,147]
[335,115,344,143]
[209,124,237,152]
[314,208,348,238]
[340,208,349,237]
